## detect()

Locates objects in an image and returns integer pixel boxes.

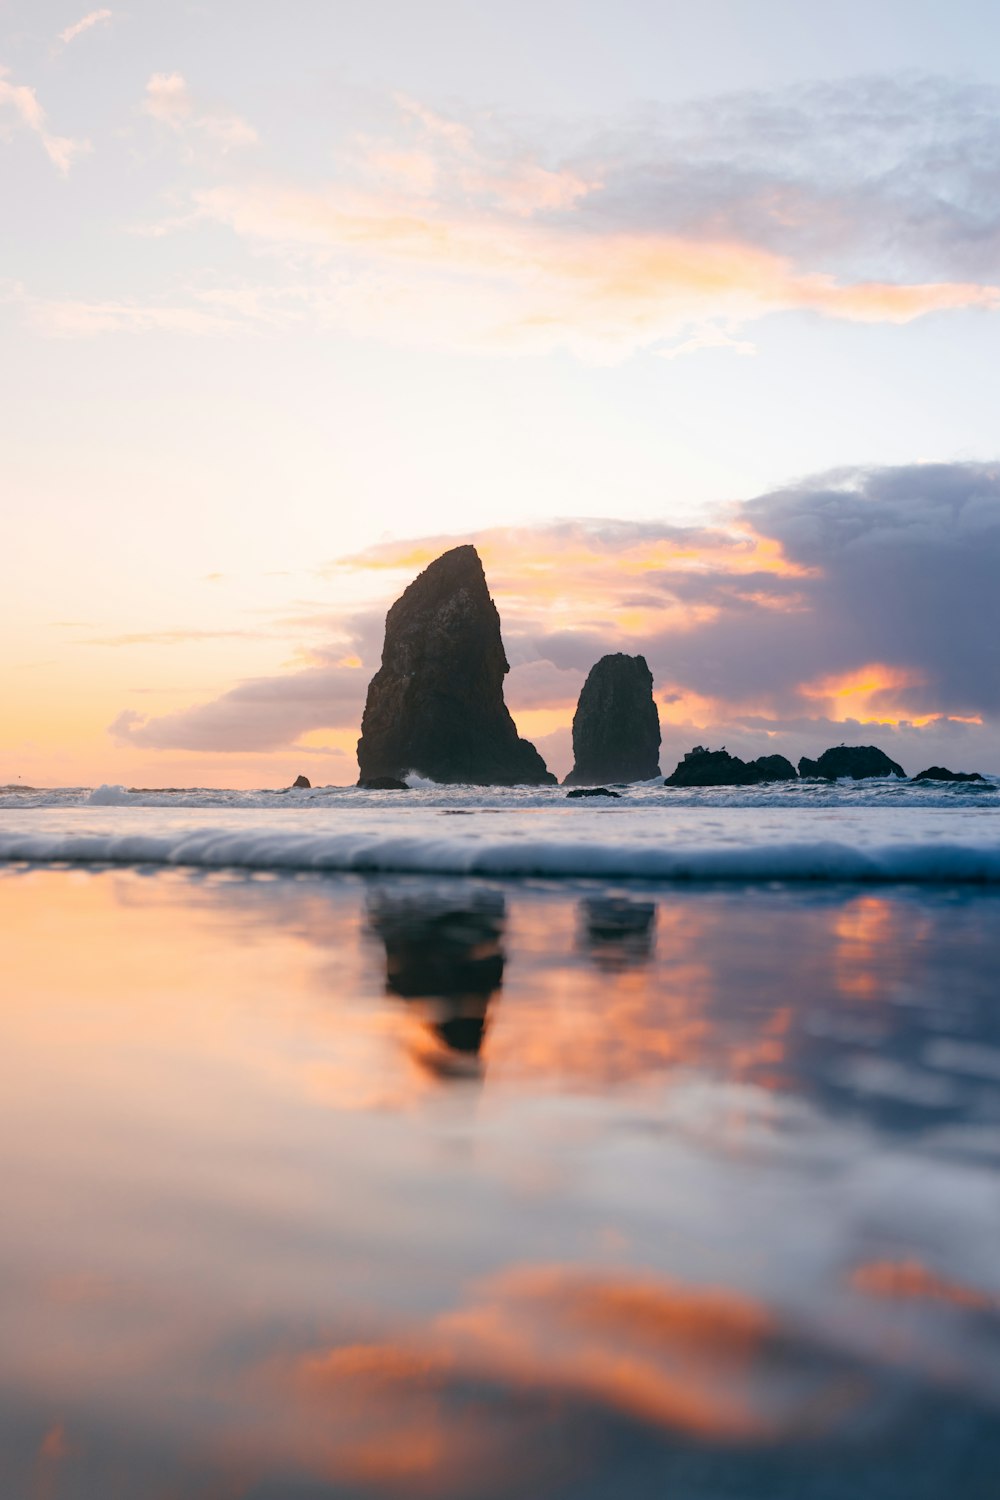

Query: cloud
[106,462,1000,775]
[106,75,998,359]
[0,65,90,172]
[6,74,987,352]
[109,664,367,752]
[58,9,112,46]
[0,278,236,337]
[143,72,257,151]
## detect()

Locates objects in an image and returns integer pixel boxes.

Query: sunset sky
[5,0,1000,786]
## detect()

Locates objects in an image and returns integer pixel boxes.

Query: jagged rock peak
[356,545,556,786]
[563,653,661,786]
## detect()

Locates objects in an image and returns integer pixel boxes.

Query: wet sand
[2,867,999,1498]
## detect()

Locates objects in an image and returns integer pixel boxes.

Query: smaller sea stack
[563,653,661,786]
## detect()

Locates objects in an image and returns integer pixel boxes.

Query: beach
[3,792,1000,1497]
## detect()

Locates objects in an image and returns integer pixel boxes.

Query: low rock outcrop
[563,654,661,785]
[291,774,311,789]
[361,776,411,791]
[912,766,987,783]
[664,747,760,787]
[749,754,798,782]
[799,746,905,780]
[566,786,621,799]
[664,747,801,787]
[356,545,556,787]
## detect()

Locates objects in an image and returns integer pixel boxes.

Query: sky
[4,0,1000,786]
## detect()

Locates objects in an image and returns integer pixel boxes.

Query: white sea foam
[2,803,999,881]
[86,784,134,806]
[2,777,997,812]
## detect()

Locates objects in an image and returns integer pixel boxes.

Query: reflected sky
[1,869,999,1498]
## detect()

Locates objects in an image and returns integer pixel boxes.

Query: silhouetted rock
[361,776,411,790]
[563,653,661,785]
[566,786,621,799]
[664,746,760,786]
[356,545,556,787]
[748,754,798,782]
[912,766,987,782]
[291,774,311,789]
[798,745,905,780]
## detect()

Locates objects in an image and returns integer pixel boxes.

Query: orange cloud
[799,663,930,723]
[851,1259,995,1311]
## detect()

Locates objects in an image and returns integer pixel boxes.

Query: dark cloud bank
[112,461,1000,775]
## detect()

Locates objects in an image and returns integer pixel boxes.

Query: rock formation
[563,654,661,785]
[663,746,798,787]
[566,786,621,799]
[912,766,987,782]
[356,545,555,786]
[798,745,905,779]
[291,774,311,789]
[750,754,798,782]
[665,747,753,786]
[361,776,411,790]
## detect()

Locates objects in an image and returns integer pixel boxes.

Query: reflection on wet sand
[580,895,657,969]
[369,889,505,1076]
[3,870,1000,1498]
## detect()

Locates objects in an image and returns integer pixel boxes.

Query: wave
[3,821,1000,882]
[0,777,997,811]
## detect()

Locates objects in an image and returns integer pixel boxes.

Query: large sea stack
[356,545,556,786]
[563,653,661,785]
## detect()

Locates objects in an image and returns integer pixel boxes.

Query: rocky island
[799,746,905,779]
[664,746,797,787]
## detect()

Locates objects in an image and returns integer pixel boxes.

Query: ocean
[2,781,999,1497]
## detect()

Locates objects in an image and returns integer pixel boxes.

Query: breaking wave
[2,803,1000,882]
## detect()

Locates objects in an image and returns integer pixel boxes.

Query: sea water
[1,784,999,1498]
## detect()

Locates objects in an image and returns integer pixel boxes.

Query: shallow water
[2,866,999,1498]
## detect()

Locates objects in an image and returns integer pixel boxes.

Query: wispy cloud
[58,9,112,46]
[121,76,1000,358]
[10,74,1000,353]
[143,72,257,151]
[0,65,90,172]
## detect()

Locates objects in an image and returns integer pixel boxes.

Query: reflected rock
[564,653,661,785]
[581,896,657,969]
[799,745,905,779]
[913,765,987,783]
[368,890,506,1069]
